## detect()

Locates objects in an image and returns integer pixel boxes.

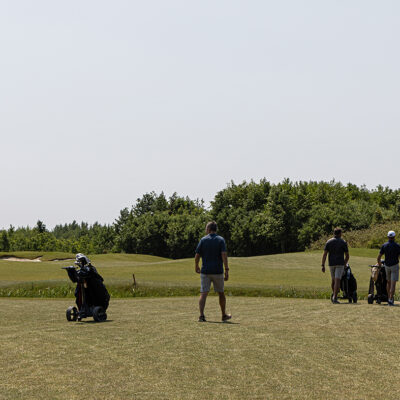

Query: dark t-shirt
[379,241,400,267]
[195,233,227,274]
[324,237,349,266]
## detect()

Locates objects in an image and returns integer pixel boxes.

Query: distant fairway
[1,297,400,400]
[0,249,380,298]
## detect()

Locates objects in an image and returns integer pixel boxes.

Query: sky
[1,1,399,229]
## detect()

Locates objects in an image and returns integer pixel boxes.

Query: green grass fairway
[0,250,381,298]
[1,297,400,399]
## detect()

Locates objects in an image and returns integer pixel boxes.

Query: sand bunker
[0,256,42,262]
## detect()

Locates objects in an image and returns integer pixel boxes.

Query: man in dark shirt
[195,221,231,322]
[377,230,400,306]
[321,227,349,304]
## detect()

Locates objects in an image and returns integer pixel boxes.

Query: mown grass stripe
[0,283,379,300]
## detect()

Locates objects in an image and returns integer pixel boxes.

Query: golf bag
[67,265,110,310]
[63,254,110,322]
[340,264,358,303]
[368,262,388,304]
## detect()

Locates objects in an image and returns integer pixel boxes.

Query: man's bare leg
[199,292,208,316]
[218,292,226,315]
[219,292,232,321]
[390,281,396,302]
[333,278,341,299]
[387,280,392,301]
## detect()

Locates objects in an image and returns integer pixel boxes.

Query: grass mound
[0,251,76,261]
[309,221,400,250]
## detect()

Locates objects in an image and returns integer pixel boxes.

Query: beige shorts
[385,264,399,282]
[329,265,344,279]
[200,273,224,293]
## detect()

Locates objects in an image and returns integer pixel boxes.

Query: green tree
[36,220,47,233]
[0,231,10,251]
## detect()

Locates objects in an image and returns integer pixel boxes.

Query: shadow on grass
[77,320,114,324]
[202,321,240,325]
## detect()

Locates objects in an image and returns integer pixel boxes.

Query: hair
[334,227,342,236]
[206,221,217,233]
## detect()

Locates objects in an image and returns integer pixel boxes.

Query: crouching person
[321,227,349,304]
[194,221,231,322]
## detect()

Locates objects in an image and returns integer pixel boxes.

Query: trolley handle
[61,265,76,270]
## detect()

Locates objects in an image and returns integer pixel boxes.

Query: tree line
[1,180,400,257]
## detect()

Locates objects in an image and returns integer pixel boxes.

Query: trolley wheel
[93,306,107,322]
[66,306,78,321]
[368,279,375,295]
[367,294,374,304]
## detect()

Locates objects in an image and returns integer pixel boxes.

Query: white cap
[388,230,396,238]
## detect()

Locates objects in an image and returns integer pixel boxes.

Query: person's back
[380,240,400,267]
[321,227,349,304]
[378,231,400,306]
[325,237,348,266]
[197,233,225,275]
[195,221,231,322]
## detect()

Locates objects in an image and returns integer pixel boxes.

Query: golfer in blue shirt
[377,230,400,306]
[195,221,231,322]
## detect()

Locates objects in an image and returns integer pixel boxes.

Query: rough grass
[309,222,400,250]
[0,250,382,299]
[1,297,400,400]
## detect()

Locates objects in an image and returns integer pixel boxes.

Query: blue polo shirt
[380,240,400,267]
[195,233,227,274]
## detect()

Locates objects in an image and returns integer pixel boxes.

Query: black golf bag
[64,262,110,322]
[340,264,358,303]
[368,262,388,304]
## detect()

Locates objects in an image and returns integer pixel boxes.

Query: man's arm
[195,253,201,273]
[222,251,229,281]
[321,250,328,273]
[344,252,349,265]
[377,245,385,266]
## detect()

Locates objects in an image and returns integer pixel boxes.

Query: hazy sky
[1,1,399,229]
